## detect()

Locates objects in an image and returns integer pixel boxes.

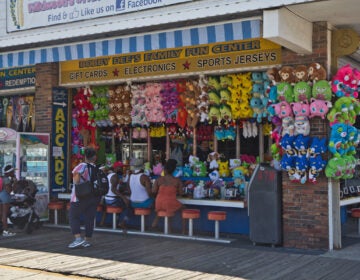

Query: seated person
[151,159,184,232]
[104,162,130,229]
[128,158,154,209]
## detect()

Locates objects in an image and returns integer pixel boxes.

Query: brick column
[281,22,331,249]
[34,63,59,133]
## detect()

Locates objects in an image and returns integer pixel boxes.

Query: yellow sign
[60,38,281,85]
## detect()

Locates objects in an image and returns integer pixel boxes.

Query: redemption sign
[60,38,282,85]
[7,0,191,32]
[0,66,35,90]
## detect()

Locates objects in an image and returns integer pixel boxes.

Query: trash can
[248,163,282,246]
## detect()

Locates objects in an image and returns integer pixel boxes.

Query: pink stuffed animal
[309,98,332,119]
[271,101,293,118]
[290,101,310,118]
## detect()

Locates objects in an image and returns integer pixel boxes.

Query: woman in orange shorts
[152,159,184,232]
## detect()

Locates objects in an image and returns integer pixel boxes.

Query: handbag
[75,181,93,199]
[74,166,94,199]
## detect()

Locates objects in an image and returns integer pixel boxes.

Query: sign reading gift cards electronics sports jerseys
[60,38,282,85]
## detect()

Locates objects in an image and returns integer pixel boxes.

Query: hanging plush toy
[276,82,294,103]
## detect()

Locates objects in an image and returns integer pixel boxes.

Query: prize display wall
[68,63,360,234]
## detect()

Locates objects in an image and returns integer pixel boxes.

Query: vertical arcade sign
[51,87,69,196]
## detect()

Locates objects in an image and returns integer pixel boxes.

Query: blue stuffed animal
[308,137,328,157]
[308,155,327,183]
[280,153,296,181]
[328,123,348,157]
[280,133,297,156]
[294,156,309,184]
[294,134,311,158]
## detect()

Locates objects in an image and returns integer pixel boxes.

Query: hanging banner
[60,38,282,85]
[0,66,35,90]
[7,0,191,32]
[51,87,69,196]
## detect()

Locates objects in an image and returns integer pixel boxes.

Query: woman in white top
[128,158,154,208]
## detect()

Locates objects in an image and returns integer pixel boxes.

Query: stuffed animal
[280,133,297,156]
[309,98,332,119]
[308,155,327,183]
[207,152,220,170]
[250,97,266,123]
[331,64,359,98]
[279,66,295,84]
[343,155,357,179]
[328,123,348,157]
[291,101,310,118]
[312,80,332,100]
[218,160,230,177]
[294,65,309,82]
[308,137,327,157]
[325,156,346,179]
[294,116,310,136]
[192,161,207,177]
[293,81,311,102]
[208,106,221,125]
[294,134,311,158]
[308,63,326,82]
[271,101,293,119]
[207,76,222,91]
[280,153,296,181]
[346,125,360,155]
[282,116,295,136]
[276,82,294,103]
[219,104,232,124]
[266,67,281,85]
[294,156,309,184]
[327,96,359,125]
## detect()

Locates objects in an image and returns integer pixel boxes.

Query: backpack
[88,164,109,197]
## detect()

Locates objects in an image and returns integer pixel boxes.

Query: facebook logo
[116,0,125,11]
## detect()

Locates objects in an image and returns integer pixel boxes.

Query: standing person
[68,147,100,249]
[0,177,16,236]
[152,159,184,232]
[128,158,154,209]
[104,161,130,230]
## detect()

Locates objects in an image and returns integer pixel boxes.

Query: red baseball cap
[113,161,123,169]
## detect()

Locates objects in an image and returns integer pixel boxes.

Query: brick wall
[281,22,331,249]
[34,63,59,133]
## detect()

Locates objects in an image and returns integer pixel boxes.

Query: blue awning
[0,19,260,69]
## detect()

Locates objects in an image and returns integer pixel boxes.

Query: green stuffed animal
[208,90,221,105]
[327,96,359,125]
[325,156,346,179]
[208,106,221,125]
[277,82,294,103]
[294,81,311,102]
[208,76,222,91]
[219,104,232,124]
[312,80,332,101]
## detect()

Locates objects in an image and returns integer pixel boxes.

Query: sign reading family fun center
[60,38,282,85]
[7,0,191,31]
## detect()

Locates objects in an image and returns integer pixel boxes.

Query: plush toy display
[309,98,332,119]
[312,80,332,100]
[331,64,360,98]
[279,66,295,84]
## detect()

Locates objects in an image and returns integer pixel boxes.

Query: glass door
[18,133,50,221]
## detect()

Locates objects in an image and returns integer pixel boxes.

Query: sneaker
[81,241,91,248]
[68,238,85,248]
[2,230,16,237]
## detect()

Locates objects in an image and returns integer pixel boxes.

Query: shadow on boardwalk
[0,226,359,279]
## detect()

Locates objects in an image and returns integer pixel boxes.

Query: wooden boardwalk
[0,226,359,279]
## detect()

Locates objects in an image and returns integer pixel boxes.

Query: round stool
[48,201,64,225]
[208,211,227,239]
[157,210,174,235]
[351,208,360,234]
[182,209,200,237]
[106,206,123,230]
[134,208,152,232]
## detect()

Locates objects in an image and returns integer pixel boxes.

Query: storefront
[3,0,360,251]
